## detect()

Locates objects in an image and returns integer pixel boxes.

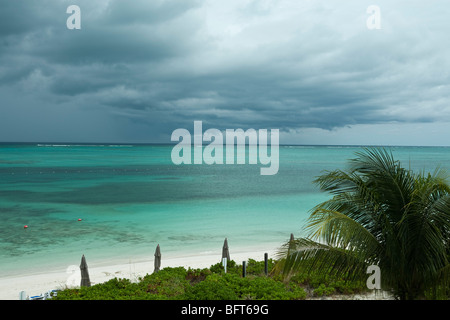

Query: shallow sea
[1,143,449,276]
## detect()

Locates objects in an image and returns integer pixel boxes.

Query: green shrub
[54,267,190,300]
[209,260,240,275]
[55,277,149,300]
[240,275,306,300]
[141,267,190,298]
[245,258,276,276]
[183,272,306,300]
[183,273,241,300]
[313,284,335,297]
[285,261,368,297]
[52,258,368,300]
[186,267,212,284]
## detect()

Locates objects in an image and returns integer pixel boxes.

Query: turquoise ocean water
[1,143,450,277]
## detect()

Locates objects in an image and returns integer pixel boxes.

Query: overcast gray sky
[1,0,449,145]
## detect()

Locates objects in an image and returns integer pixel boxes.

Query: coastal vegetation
[53,259,369,300]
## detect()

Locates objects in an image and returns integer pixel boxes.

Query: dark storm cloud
[0,1,55,37]
[1,0,450,144]
[99,0,201,26]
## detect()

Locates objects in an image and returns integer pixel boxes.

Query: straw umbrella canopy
[222,238,230,262]
[80,254,91,287]
[154,244,161,273]
[289,233,295,249]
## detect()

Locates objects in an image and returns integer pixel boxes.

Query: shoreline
[0,245,280,300]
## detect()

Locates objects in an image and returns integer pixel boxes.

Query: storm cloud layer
[1,0,449,145]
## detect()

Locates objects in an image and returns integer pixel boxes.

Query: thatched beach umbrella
[154,244,161,273]
[222,238,230,262]
[80,254,91,287]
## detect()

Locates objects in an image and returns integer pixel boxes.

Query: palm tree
[278,147,450,299]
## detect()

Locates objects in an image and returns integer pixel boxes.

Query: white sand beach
[0,247,278,300]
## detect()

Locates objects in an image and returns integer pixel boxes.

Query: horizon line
[1,141,450,148]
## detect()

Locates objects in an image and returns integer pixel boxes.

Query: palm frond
[278,147,450,299]
[277,238,370,281]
